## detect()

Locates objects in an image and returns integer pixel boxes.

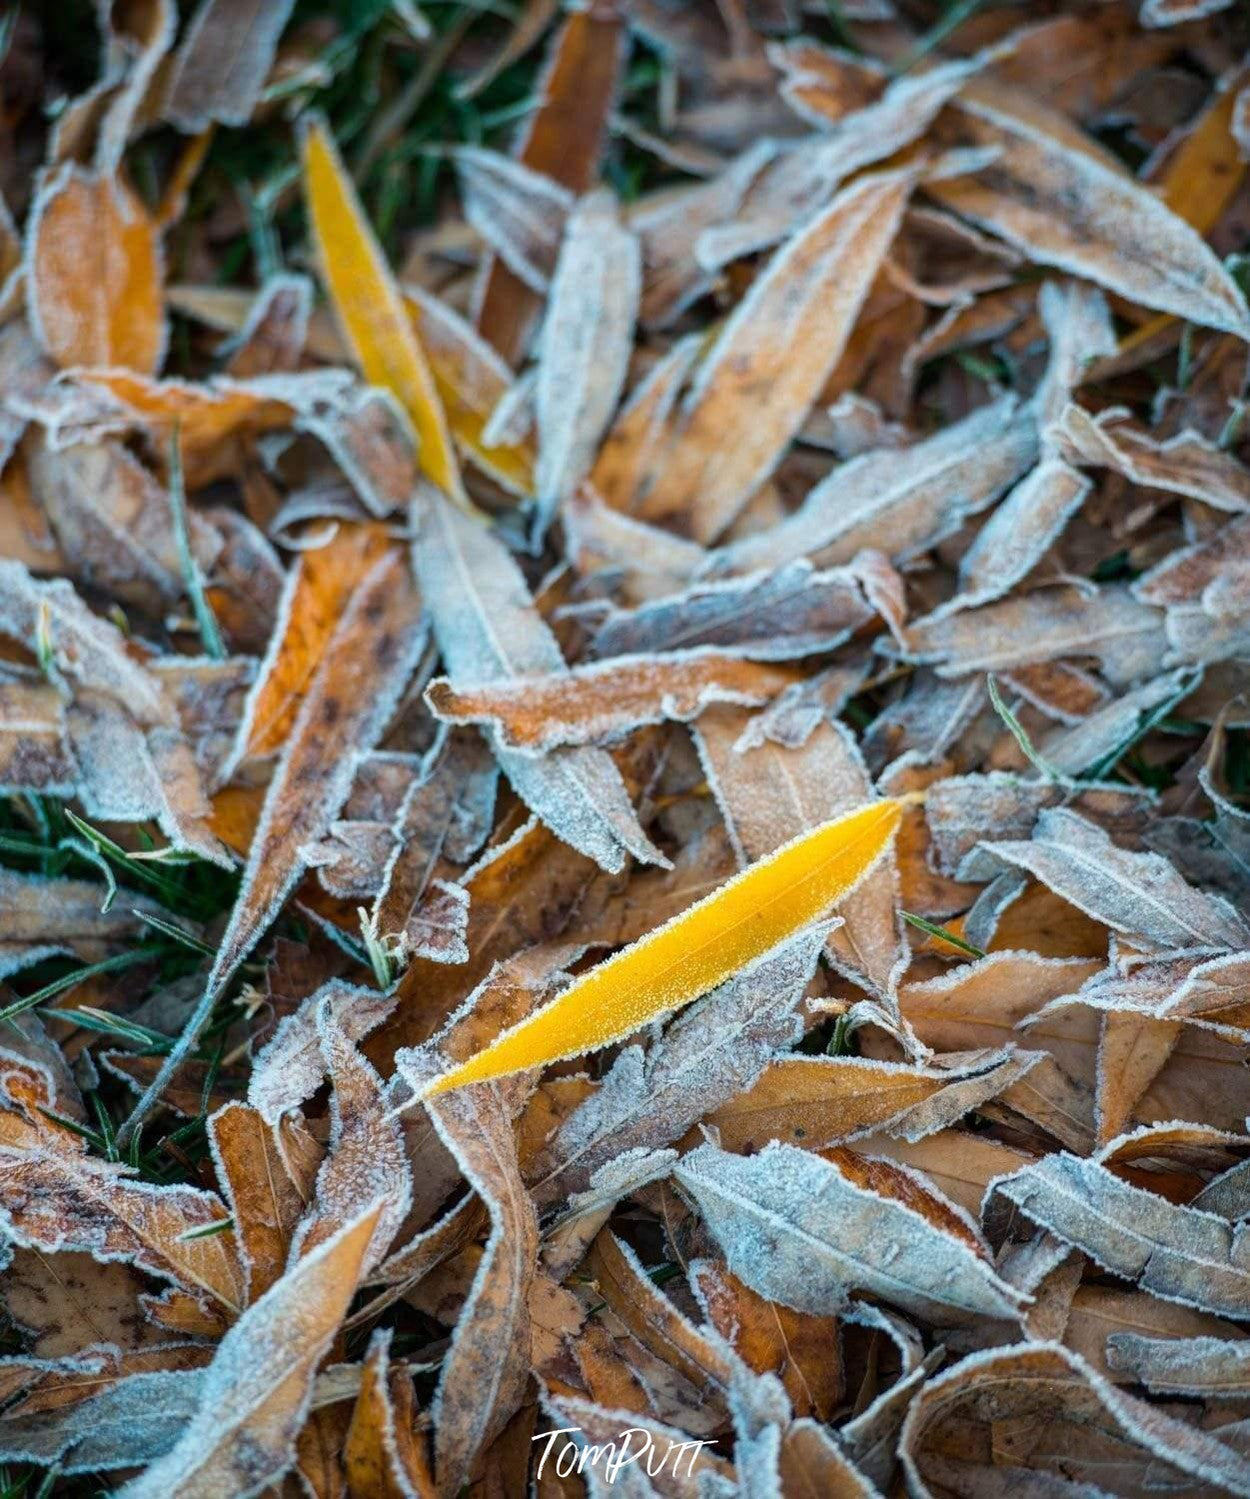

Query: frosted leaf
[988,1152,1250,1318]
[1054,402,1250,512]
[289,1001,411,1274]
[426,649,792,755]
[116,1203,381,1499]
[1039,669,1200,776]
[950,458,1091,612]
[632,170,913,543]
[591,559,874,662]
[900,1342,1250,1496]
[454,147,572,292]
[925,81,1250,336]
[207,1102,318,1305]
[164,0,298,132]
[674,1140,1026,1326]
[0,1368,204,1472]
[978,806,1250,950]
[898,585,1168,687]
[693,54,982,271]
[0,865,187,982]
[588,332,702,512]
[413,1064,539,1495]
[533,191,640,534]
[704,1049,1039,1154]
[715,395,1036,576]
[248,981,396,1126]
[695,710,902,996]
[0,1145,243,1314]
[529,926,826,1204]
[412,485,662,873]
[0,562,168,724]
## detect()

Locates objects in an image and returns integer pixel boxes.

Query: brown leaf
[28,166,165,373]
[691,1257,843,1420]
[632,169,914,542]
[118,1203,382,1498]
[165,0,297,132]
[900,1342,1250,1495]
[344,1329,435,1498]
[208,1102,317,1304]
[0,1144,244,1315]
[426,652,793,753]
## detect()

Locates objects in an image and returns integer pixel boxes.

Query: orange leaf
[28,165,165,373]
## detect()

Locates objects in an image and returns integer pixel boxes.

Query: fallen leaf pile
[3,0,1250,1493]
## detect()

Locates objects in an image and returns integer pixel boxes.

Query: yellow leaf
[300,117,466,506]
[423,796,904,1097]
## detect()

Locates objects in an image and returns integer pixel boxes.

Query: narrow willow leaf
[342,1327,433,1496]
[927,79,1250,337]
[420,797,903,1096]
[1,1250,162,1358]
[588,332,701,512]
[634,169,914,542]
[412,485,662,873]
[301,117,464,505]
[954,458,1092,610]
[454,147,571,294]
[1054,402,1250,512]
[980,806,1250,951]
[116,1203,381,1499]
[0,867,175,983]
[899,584,1168,687]
[989,1152,1250,1318]
[122,548,426,1142]
[0,1368,204,1473]
[715,395,1036,575]
[425,651,793,754]
[695,710,903,996]
[399,1049,537,1495]
[473,2,625,363]
[674,1140,1025,1326]
[533,191,639,530]
[590,558,875,662]
[26,433,220,610]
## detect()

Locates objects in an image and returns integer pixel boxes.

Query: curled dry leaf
[904,1341,1250,1493]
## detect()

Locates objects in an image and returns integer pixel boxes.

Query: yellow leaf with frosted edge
[300,117,467,507]
[423,796,905,1097]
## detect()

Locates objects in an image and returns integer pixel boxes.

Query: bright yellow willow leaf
[423,797,904,1097]
[300,117,467,507]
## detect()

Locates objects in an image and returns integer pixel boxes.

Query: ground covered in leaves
[4,0,1250,1494]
